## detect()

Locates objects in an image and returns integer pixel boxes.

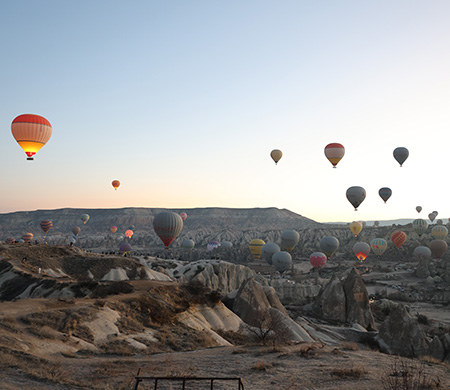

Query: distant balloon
[249,239,265,259]
[280,230,300,252]
[393,147,409,167]
[5,238,15,244]
[391,230,407,248]
[179,212,188,221]
[352,242,370,262]
[310,252,327,268]
[370,238,387,256]
[220,240,233,249]
[431,225,448,240]
[324,143,345,168]
[40,220,53,234]
[346,186,366,210]
[112,180,120,190]
[416,206,422,213]
[128,225,136,231]
[378,187,392,203]
[72,227,81,236]
[272,251,292,273]
[22,233,33,243]
[11,114,52,160]
[81,214,90,224]
[153,212,183,248]
[182,239,195,250]
[261,242,281,265]
[207,241,220,251]
[429,240,448,260]
[319,236,339,258]
[433,211,439,216]
[374,221,380,228]
[349,221,363,237]
[110,226,117,233]
[413,246,432,261]
[429,213,437,223]
[412,219,428,236]
[437,219,443,226]
[119,243,132,255]
[125,229,134,238]
[270,149,283,165]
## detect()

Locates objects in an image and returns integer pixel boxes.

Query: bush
[382,358,440,390]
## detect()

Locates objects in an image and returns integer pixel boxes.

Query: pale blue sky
[1,1,449,222]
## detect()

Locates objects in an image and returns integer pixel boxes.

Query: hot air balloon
[261,242,281,265]
[350,221,363,237]
[72,227,81,236]
[270,149,283,165]
[393,147,409,167]
[179,212,187,221]
[128,225,136,231]
[310,252,327,268]
[11,114,52,160]
[119,243,132,255]
[272,251,292,273]
[5,238,15,244]
[432,225,448,240]
[280,230,300,252]
[182,239,195,250]
[40,220,53,234]
[346,186,366,210]
[249,239,265,259]
[370,238,387,256]
[378,187,392,203]
[112,180,120,190]
[125,229,133,238]
[207,241,220,251]
[413,246,432,261]
[433,211,439,216]
[220,241,233,249]
[412,219,428,236]
[429,213,437,223]
[352,242,370,262]
[110,226,118,233]
[81,214,90,224]
[416,206,422,213]
[319,236,339,258]
[374,221,380,228]
[324,143,345,168]
[153,212,183,248]
[429,240,448,260]
[22,233,33,243]
[437,219,443,226]
[391,230,407,248]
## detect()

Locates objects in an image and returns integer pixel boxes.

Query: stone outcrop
[269,279,321,306]
[428,336,445,361]
[312,274,346,323]
[378,305,430,357]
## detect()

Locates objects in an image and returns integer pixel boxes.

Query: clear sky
[1,1,449,223]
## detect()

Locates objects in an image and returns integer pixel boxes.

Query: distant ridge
[0,207,320,237]
[325,218,426,227]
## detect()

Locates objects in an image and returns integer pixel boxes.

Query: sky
[1,1,450,223]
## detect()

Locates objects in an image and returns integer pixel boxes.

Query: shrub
[332,365,366,379]
[382,358,440,390]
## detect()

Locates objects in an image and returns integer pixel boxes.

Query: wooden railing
[133,376,245,390]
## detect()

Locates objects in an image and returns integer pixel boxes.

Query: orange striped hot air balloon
[112,180,120,190]
[391,230,407,248]
[11,114,52,160]
[40,220,53,233]
[324,143,345,168]
[23,233,33,243]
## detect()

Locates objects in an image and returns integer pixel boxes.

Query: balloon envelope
[22,233,33,243]
[416,206,422,213]
[11,114,52,160]
[110,226,118,233]
[391,230,407,248]
[220,240,233,249]
[431,225,448,240]
[310,252,327,268]
[272,251,292,273]
[112,180,120,190]
[280,230,300,252]
[346,186,366,210]
[179,212,187,221]
[352,242,370,261]
[393,147,409,167]
[153,212,184,248]
[429,213,437,223]
[72,227,81,236]
[349,221,363,237]
[119,243,132,253]
[81,214,90,224]
[429,240,448,259]
[125,229,134,238]
[207,241,220,251]
[324,143,345,168]
[262,242,281,265]
[319,236,339,258]
[40,220,53,233]
[182,239,195,250]
[378,187,392,203]
[270,149,283,164]
[413,246,432,261]
[249,239,265,259]
[370,238,387,256]
[412,219,428,236]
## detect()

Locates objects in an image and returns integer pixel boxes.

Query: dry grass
[0,317,22,333]
[332,364,367,379]
[252,359,273,371]
[340,341,359,351]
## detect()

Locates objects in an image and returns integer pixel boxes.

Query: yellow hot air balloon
[11,114,52,160]
[270,149,282,165]
[249,239,265,259]
[349,221,363,237]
